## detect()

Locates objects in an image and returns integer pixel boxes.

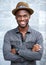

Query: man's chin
[19,25,27,28]
[18,23,28,28]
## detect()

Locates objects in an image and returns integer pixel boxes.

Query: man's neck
[18,25,29,34]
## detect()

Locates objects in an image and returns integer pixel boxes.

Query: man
[3,2,43,65]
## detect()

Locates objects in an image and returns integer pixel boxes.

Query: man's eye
[17,15,21,18]
[24,15,27,17]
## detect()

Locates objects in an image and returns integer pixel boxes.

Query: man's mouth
[20,21,26,25]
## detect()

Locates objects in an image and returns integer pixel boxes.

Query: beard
[17,20,29,28]
[19,23,28,28]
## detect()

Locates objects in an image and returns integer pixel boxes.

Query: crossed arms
[3,32,43,62]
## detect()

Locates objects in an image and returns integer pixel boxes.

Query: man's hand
[11,48,16,54]
[32,44,42,52]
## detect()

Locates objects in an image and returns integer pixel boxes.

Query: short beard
[18,22,28,28]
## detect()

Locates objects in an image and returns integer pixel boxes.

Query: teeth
[21,22,25,24]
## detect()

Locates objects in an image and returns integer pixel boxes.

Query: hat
[12,2,34,15]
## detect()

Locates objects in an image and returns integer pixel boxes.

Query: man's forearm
[18,48,43,61]
[17,44,43,61]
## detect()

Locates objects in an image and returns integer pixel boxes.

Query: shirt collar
[15,25,32,33]
[27,26,32,33]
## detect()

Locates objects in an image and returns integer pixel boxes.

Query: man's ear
[29,15,31,19]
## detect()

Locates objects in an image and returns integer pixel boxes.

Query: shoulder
[4,27,17,37]
[30,27,42,37]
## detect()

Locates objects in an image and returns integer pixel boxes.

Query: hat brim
[12,8,34,16]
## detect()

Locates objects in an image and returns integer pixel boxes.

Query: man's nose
[21,17,24,20]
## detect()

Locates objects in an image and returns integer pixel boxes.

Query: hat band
[17,6,27,8]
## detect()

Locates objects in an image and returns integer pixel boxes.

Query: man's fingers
[32,44,42,52]
[34,44,42,48]
[11,49,16,54]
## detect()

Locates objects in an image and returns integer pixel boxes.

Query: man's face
[15,10,30,28]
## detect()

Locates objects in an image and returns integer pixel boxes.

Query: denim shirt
[3,26,43,65]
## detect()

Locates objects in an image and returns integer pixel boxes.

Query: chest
[10,33,36,49]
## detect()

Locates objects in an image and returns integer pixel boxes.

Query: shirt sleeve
[3,32,24,62]
[18,33,43,61]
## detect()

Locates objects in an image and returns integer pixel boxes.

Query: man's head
[15,10,30,28]
[12,2,34,28]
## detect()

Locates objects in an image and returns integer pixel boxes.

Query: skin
[11,10,41,54]
[15,10,30,36]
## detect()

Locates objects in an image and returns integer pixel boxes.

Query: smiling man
[3,2,43,65]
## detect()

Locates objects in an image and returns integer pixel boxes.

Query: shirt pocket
[10,40,21,49]
[25,41,35,49]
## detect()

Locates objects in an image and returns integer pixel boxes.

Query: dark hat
[12,2,34,15]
